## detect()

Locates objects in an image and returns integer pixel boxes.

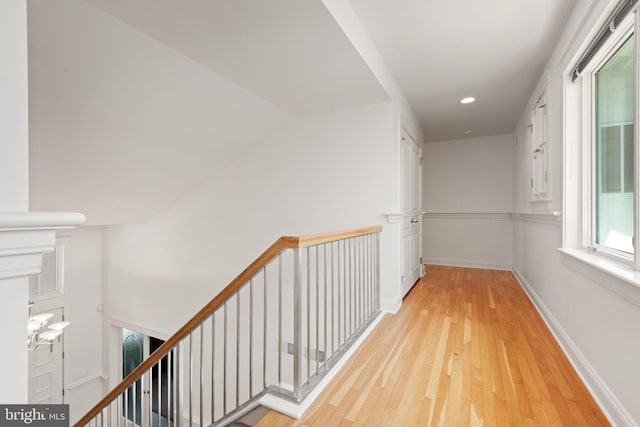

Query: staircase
[75,226,382,427]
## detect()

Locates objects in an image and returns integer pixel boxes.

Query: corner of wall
[320,0,422,139]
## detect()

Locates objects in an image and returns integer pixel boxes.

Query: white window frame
[579,12,638,267]
[29,236,70,300]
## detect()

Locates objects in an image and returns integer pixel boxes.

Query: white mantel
[0,211,86,230]
[0,212,86,279]
[0,211,85,403]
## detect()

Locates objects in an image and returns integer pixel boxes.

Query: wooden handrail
[74,225,382,426]
[281,226,382,248]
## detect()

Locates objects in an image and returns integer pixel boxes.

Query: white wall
[0,0,30,403]
[513,0,640,425]
[64,227,104,423]
[422,134,514,269]
[27,0,293,225]
[103,102,396,336]
[322,0,425,309]
[31,227,104,423]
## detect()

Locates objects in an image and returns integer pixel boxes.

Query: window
[577,8,636,261]
[122,329,144,425]
[29,237,69,300]
[595,34,635,254]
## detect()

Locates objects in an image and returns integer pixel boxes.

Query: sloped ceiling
[348,0,577,142]
[84,0,389,116]
[28,0,389,225]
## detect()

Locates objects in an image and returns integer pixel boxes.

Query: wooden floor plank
[256,266,610,427]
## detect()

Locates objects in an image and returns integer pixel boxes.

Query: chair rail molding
[383,211,402,224]
[511,211,562,226]
[422,211,562,225]
[0,212,86,280]
[422,211,512,220]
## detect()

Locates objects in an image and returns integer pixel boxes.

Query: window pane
[595,34,634,254]
[601,126,621,192]
[29,250,57,296]
[123,329,143,424]
[624,123,634,191]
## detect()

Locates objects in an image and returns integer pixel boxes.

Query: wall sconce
[28,302,69,351]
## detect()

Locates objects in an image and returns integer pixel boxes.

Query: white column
[0,278,29,403]
[0,0,30,403]
[0,0,29,211]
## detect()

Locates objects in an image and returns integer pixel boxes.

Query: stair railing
[75,226,382,427]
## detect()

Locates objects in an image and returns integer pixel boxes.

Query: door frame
[108,319,172,426]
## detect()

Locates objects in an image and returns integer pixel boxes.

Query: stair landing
[255,265,610,426]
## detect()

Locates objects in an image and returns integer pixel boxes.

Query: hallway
[257,265,609,426]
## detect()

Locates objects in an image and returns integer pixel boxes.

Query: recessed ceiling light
[464,130,473,135]
[460,97,476,104]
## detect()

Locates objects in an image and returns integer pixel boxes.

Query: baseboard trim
[424,257,512,271]
[259,311,385,419]
[380,296,402,313]
[512,268,637,427]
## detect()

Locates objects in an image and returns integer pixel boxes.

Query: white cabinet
[530,92,550,209]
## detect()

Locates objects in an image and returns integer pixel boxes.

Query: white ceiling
[83,0,389,116]
[28,0,388,225]
[348,0,577,142]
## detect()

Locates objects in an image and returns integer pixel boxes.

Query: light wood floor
[256,265,610,427]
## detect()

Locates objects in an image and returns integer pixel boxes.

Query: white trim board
[0,211,85,231]
[422,211,562,225]
[424,258,512,271]
[380,295,402,313]
[512,268,637,427]
[67,371,105,391]
[423,212,511,220]
[105,316,172,341]
[382,212,402,224]
[511,212,562,226]
[558,248,640,307]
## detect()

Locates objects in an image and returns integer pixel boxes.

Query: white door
[29,307,64,404]
[400,127,422,297]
